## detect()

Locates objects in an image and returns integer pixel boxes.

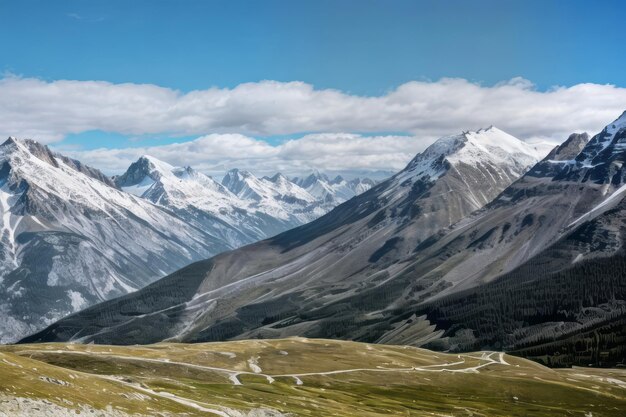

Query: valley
[27,114,626,369]
[2,3,625,416]
[1,338,624,416]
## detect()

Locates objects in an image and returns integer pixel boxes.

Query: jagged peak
[330,175,345,184]
[1,136,60,168]
[222,168,257,192]
[2,136,19,146]
[0,137,114,187]
[268,172,289,183]
[575,110,626,165]
[545,132,589,161]
[115,155,173,188]
[135,155,175,172]
[224,167,255,179]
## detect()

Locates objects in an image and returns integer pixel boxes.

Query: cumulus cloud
[62,133,422,177]
[2,75,625,175]
[2,75,625,144]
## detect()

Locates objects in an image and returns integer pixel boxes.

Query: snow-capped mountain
[405,113,626,366]
[26,127,547,347]
[114,157,356,247]
[221,168,324,225]
[292,171,375,204]
[0,138,238,342]
[0,135,376,343]
[116,157,276,246]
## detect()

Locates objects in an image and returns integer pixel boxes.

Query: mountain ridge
[21,126,550,350]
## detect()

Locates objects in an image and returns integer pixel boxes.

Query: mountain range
[20,127,559,347]
[13,113,626,368]
[0,139,373,342]
[114,157,372,248]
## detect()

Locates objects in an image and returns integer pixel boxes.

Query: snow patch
[67,290,88,312]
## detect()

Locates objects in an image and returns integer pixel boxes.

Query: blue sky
[3,0,625,93]
[1,1,625,175]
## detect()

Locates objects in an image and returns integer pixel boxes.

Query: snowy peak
[222,168,317,207]
[400,127,543,186]
[451,126,544,169]
[1,137,115,187]
[349,177,375,195]
[330,175,345,185]
[266,172,290,185]
[117,155,234,209]
[114,156,161,196]
[1,137,59,168]
[293,171,330,189]
[290,171,374,205]
[221,168,263,200]
[115,155,174,188]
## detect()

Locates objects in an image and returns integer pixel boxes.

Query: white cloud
[2,75,625,143]
[2,75,625,175]
[61,133,422,178]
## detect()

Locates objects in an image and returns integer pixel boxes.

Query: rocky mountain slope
[410,117,626,366]
[0,140,237,342]
[23,127,548,348]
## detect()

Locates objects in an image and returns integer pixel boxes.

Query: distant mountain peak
[268,172,289,184]
[294,170,330,189]
[138,155,175,173]
[114,156,161,189]
[2,136,19,147]
[330,175,345,185]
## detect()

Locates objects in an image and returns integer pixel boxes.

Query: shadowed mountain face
[21,127,549,346]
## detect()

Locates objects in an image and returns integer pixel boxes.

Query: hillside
[1,338,624,416]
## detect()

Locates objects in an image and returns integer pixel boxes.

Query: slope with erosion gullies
[3,338,625,417]
[0,138,231,343]
[374,114,626,365]
[22,127,545,345]
[420,195,626,367]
